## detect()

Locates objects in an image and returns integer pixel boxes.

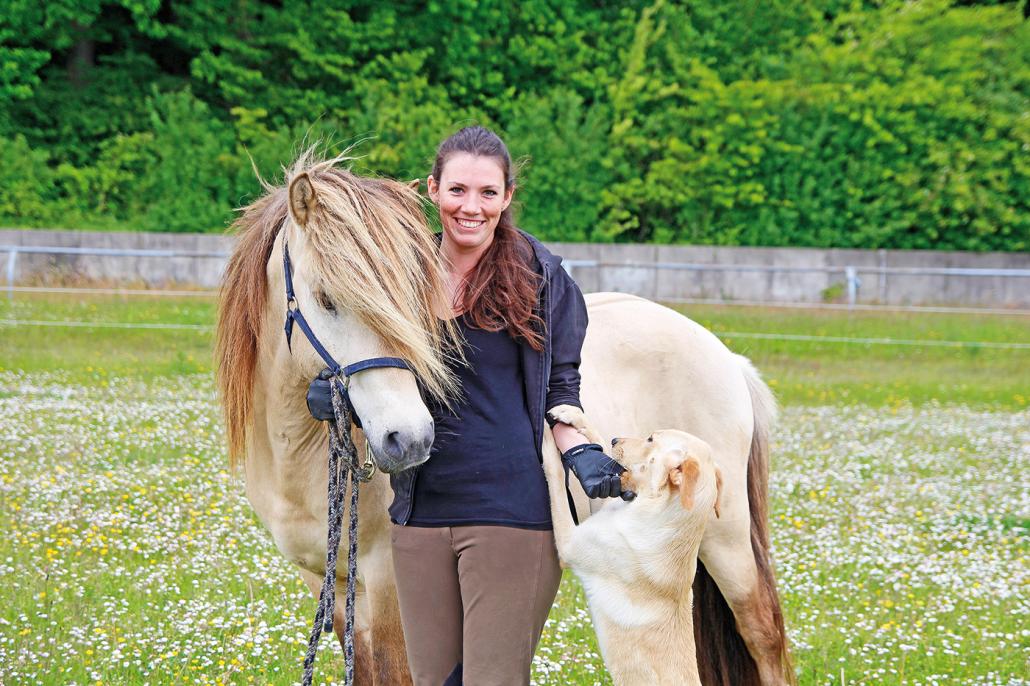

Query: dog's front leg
[541,422,579,566]
[547,404,606,447]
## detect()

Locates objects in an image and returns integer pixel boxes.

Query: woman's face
[429,152,513,256]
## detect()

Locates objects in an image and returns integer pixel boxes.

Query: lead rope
[301,375,373,686]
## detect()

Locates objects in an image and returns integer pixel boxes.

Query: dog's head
[612,430,722,517]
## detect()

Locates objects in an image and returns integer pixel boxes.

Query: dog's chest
[578,570,673,629]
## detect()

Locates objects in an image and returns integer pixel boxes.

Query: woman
[388,126,631,686]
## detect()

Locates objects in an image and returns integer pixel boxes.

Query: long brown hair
[432,126,544,351]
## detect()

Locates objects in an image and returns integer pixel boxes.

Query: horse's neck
[243,332,396,572]
[246,346,326,500]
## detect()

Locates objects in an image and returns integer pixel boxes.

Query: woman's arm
[544,264,588,414]
[552,421,588,453]
[544,264,632,500]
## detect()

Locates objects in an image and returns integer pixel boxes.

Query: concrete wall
[550,242,1030,307]
[3,229,1028,307]
[0,229,233,289]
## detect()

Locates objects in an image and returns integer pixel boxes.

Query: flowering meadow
[1,372,1026,685]
[1,297,1027,684]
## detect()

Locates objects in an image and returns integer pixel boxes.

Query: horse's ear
[289,172,317,227]
[408,178,420,191]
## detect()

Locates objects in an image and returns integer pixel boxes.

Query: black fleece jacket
[388,230,588,525]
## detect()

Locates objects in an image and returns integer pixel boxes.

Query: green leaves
[595,0,1029,250]
[0,0,1026,251]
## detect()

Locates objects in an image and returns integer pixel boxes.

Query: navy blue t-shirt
[406,316,552,530]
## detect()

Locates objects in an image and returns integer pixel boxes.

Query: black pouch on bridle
[306,368,364,428]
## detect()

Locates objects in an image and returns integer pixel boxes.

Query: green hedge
[1,0,1027,251]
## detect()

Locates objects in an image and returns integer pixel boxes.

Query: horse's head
[218,153,458,475]
[275,167,460,473]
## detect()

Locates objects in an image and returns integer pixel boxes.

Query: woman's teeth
[457,218,483,229]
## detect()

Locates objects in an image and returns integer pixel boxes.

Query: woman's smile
[455,217,487,230]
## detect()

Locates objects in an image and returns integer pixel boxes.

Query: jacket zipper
[398,464,421,525]
[537,261,551,456]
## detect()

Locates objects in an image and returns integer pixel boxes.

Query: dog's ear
[669,456,701,510]
[713,467,724,518]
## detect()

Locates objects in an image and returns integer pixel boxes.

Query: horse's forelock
[297,165,459,405]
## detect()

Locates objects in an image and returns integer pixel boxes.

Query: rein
[282,239,412,686]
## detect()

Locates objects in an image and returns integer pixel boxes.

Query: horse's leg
[297,568,375,684]
[697,526,789,686]
[360,540,413,685]
[348,467,412,685]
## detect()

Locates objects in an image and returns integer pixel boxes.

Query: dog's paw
[547,404,588,432]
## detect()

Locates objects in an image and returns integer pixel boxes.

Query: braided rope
[301,376,372,686]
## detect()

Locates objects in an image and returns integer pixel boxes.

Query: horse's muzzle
[370,421,434,473]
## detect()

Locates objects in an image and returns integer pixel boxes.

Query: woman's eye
[483,190,497,197]
[448,187,463,195]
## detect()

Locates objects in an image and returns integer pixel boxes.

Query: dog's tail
[692,356,794,685]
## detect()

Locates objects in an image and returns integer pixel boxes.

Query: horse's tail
[693,356,794,685]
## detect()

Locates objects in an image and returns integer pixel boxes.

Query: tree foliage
[1,0,1027,251]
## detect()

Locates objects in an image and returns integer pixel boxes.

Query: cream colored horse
[215,154,792,686]
[576,293,792,685]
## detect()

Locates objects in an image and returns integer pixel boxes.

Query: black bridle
[282,238,414,686]
[283,239,412,424]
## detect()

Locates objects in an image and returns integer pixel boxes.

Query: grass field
[1,293,1027,408]
[1,293,1028,685]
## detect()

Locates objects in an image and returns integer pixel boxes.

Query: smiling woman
[388,126,628,686]
[425,127,544,351]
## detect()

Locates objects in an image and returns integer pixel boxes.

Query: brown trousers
[391,524,562,686]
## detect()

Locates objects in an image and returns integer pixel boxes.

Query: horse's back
[580,293,753,467]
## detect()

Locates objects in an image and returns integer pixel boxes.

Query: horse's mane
[216,150,458,470]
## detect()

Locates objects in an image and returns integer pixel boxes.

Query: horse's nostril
[611,437,620,447]
[379,427,434,466]
[382,430,404,460]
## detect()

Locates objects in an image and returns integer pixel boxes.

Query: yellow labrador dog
[543,405,723,686]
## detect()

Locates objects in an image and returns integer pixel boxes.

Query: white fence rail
[560,259,1030,312]
[4,244,1030,313]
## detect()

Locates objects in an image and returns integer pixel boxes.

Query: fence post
[845,266,859,308]
[6,249,17,301]
[877,249,887,303]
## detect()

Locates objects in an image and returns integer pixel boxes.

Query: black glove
[306,369,336,421]
[561,443,635,501]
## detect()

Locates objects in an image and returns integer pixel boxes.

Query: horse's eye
[318,291,336,314]
[647,436,653,443]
